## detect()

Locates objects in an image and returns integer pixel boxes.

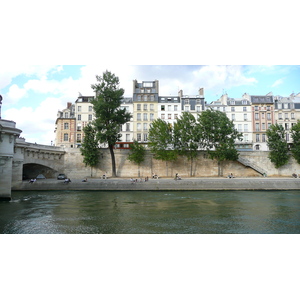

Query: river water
[1,190,300,233]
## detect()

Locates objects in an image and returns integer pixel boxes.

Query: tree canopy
[290,120,300,164]
[91,70,132,177]
[80,123,99,170]
[148,118,178,162]
[197,109,242,162]
[266,123,289,168]
[127,140,146,165]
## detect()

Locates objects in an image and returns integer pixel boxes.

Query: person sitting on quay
[174,173,182,180]
[228,173,234,179]
[29,178,36,183]
[64,178,71,183]
[82,178,87,182]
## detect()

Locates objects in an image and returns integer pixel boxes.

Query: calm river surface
[1,190,300,233]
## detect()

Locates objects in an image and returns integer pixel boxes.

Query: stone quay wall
[62,148,300,180]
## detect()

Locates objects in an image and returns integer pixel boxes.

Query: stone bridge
[13,138,65,182]
[1,118,65,200]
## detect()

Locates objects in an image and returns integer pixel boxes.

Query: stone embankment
[12,177,300,191]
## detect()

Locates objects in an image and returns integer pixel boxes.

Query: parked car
[57,173,66,180]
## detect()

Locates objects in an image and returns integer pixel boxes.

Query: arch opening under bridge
[22,163,58,180]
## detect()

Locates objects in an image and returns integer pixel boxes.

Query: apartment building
[179,88,205,118]
[251,94,275,151]
[274,93,300,147]
[132,80,159,143]
[54,102,76,148]
[74,95,95,146]
[208,93,253,151]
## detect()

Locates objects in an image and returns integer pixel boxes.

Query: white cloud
[271,78,284,87]
[3,96,67,145]
[6,84,28,103]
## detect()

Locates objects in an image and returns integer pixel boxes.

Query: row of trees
[80,70,300,177]
[266,122,300,168]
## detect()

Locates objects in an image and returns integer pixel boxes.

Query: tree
[80,123,99,177]
[291,120,300,164]
[127,140,146,177]
[266,123,289,168]
[148,119,178,176]
[197,109,242,176]
[91,71,132,177]
[174,112,199,176]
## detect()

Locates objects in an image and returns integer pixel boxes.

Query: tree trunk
[109,145,117,177]
[218,161,223,177]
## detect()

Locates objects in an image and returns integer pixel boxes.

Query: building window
[231,107,235,112]
[168,105,172,111]
[256,134,260,142]
[137,123,141,131]
[161,114,165,119]
[196,106,201,112]
[267,113,271,120]
[144,104,147,111]
[126,123,130,131]
[88,114,92,121]
[174,114,178,119]
[143,113,148,121]
[137,113,141,121]
[231,114,235,121]
[150,104,154,111]
[89,106,92,112]
[161,105,165,111]
[150,113,154,121]
[77,134,81,142]
[244,124,248,132]
[244,114,247,121]
[150,95,154,101]
[65,112,69,118]
[244,134,248,141]
[291,113,295,119]
[255,106,258,111]
[174,105,178,111]
[255,123,260,131]
[238,124,242,132]
[255,113,259,120]
[126,134,130,142]
[78,114,81,120]
[262,134,266,142]
[143,95,147,101]
[279,113,282,119]
[137,133,141,141]
[144,133,148,142]
[262,123,265,130]
[285,113,288,119]
[168,114,172,119]
[243,107,247,111]
[64,133,68,141]
[78,106,81,112]
[143,123,148,130]
[137,104,141,111]
[185,99,189,104]
[64,123,69,129]
[185,106,189,111]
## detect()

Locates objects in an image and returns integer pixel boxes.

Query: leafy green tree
[91,71,132,177]
[266,123,289,168]
[197,109,242,176]
[174,112,199,176]
[80,123,99,177]
[148,119,178,176]
[127,140,146,177]
[290,120,300,164]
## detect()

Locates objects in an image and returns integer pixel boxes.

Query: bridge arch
[23,163,58,180]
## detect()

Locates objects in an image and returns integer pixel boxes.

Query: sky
[1,65,299,145]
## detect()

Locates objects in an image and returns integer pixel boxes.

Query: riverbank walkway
[12,177,300,191]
